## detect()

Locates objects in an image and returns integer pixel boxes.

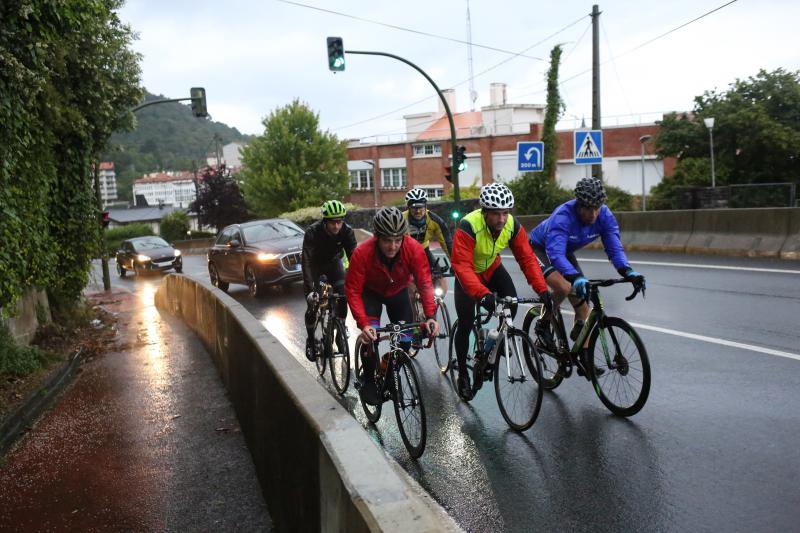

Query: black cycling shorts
[529,241,583,279]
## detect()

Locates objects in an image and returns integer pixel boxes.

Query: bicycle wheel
[587,317,651,417]
[433,301,452,373]
[392,353,427,459]
[522,307,564,390]
[494,330,543,432]
[408,297,424,358]
[328,318,351,395]
[354,339,382,423]
[314,314,327,376]
[447,319,478,381]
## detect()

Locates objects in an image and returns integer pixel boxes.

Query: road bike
[353,322,432,458]
[310,276,350,395]
[448,295,544,432]
[410,256,454,372]
[522,278,650,417]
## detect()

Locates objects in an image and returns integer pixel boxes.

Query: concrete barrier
[155,275,461,533]
[614,210,694,253]
[780,208,800,260]
[685,208,792,257]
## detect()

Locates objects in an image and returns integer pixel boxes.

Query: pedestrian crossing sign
[574,130,603,165]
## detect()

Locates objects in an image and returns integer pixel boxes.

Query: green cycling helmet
[321,199,347,219]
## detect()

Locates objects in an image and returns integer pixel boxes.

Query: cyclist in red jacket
[345,207,440,405]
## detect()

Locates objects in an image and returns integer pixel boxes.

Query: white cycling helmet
[479,182,515,209]
[405,188,428,207]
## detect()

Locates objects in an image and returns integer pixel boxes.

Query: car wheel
[175,265,183,274]
[134,264,145,276]
[209,263,229,292]
[245,264,266,298]
[116,261,126,278]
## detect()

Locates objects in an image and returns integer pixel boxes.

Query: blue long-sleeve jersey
[528,199,629,277]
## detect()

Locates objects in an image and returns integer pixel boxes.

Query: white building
[133,171,197,208]
[98,161,118,205]
[206,142,246,171]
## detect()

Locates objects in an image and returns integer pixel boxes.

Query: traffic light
[444,165,453,183]
[101,211,110,228]
[327,37,345,72]
[454,145,468,172]
[451,210,460,220]
[190,87,208,117]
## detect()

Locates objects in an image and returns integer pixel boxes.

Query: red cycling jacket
[345,236,436,330]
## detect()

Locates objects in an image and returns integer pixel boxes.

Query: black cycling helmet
[574,178,607,208]
[373,206,408,237]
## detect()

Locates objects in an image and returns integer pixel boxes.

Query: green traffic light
[458,161,467,172]
[333,56,345,68]
[451,211,460,219]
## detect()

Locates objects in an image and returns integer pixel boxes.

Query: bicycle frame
[475,296,537,381]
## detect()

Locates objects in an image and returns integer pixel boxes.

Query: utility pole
[93,159,111,291]
[591,4,602,181]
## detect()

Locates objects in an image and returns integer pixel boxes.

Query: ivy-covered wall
[0,1,142,315]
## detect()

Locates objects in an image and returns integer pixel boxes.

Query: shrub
[508,172,572,215]
[280,203,360,227]
[604,184,633,212]
[104,223,154,254]
[160,211,190,243]
[0,323,55,379]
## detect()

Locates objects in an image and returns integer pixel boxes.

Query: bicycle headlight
[434,287,444,297]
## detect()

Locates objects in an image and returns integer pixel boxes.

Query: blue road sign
[517,141,545,172]
[574,130,603,165]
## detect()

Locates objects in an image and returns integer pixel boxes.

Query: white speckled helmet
[479,182,515,209]
[405,188,428,207]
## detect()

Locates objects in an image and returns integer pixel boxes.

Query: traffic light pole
[129,97,192,113]
[345,50,461,212]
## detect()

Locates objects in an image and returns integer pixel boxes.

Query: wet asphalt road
[91,252,800,532]
[0,272,271,531]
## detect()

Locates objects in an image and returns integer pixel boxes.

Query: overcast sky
[119,0,799,141]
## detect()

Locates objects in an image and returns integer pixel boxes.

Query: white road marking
[554,307,800,362]
[498,254,800,275]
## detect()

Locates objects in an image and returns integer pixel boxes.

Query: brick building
[345,83,676,208]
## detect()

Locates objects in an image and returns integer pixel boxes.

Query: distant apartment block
[98,161,118,205]
[206,141,246,172]
[133,171,197,208]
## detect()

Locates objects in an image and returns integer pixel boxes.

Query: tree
[509,172,572,215]
[542,45,564,183]
[160,211,190,243]
[241,99,349,217]
[190,166,250,231]
[652,68,800,206]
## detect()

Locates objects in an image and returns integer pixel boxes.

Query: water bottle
[484,328,499,357]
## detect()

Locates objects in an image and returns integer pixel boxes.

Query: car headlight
[257,252,280,262]
[174,250,182,257]
[434,287,444,297]
[137,254,151,262]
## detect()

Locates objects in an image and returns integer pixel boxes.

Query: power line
[509,0,741,102]
[276,0,543,60]
[332,13,589,133]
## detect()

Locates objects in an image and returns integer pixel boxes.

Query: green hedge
[104,224,154,254]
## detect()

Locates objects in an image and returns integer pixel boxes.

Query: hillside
[103,91,252,202]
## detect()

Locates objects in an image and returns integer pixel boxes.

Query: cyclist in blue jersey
[528,178,645,353]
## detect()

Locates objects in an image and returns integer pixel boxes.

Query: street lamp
[639,135,652,211]
[704,117,716,188]
[362,160,378,208]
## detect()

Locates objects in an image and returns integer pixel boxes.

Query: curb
[0,348,87,456]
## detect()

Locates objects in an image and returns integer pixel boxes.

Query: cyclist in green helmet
[302,200,357,361]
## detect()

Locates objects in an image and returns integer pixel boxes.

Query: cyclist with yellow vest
[403,188,453,294]
[450,182,551,400]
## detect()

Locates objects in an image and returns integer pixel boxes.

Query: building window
[413,143,442,157]
[381,168,407,189]
[421,186,444,200]
[349,169,373,190]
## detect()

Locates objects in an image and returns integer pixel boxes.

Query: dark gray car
[116,236,183,277]
[207,218,304,297]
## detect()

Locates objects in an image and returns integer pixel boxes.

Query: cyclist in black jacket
[302,200,358,361]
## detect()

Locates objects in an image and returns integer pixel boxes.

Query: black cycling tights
[454,263,518,375]
[305,260,347,336]
[359,287,414,375]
